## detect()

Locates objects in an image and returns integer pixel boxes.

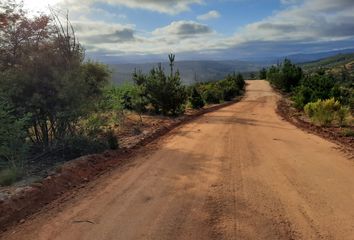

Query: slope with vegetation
[300,53,354,85]
[263,56,353,146]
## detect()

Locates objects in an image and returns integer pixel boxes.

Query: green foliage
[81,114,109,137]
[0,1,111,149]
[189,87,205,109]
[337,106,350,126]
[0,168,23,186]
[100,86,124,112]
[0,62,110,148]
[292,73,353,110]
[201,83,224,104]
[304,98,350,126]
[235,72,246,90]
[106,130,119,150]
[80,62,111,97]
[55,135,108,161]
[0,1,114,185]
[122,85,148,120]
[301,53,354,71]
[267,59,303,92]
[0,100,28,170]
[131,56,188,116]
[292,74,334,109]
[218,78,239,101]
[132,69,147,86]
[129,58,245,115]
[341,128,354,137]
[331,85,354,112]
[193,72,245,105]
[292,85,314,109]
[145,64,187,115]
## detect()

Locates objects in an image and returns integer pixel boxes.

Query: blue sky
[23,0,354,62]
[91,0,280,34]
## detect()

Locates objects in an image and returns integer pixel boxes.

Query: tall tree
[0,1,110,149]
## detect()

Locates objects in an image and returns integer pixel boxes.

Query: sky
[22,0,354,63]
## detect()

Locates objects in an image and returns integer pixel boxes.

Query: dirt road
[2,80,354,240]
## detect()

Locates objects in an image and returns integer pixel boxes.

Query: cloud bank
[38,0,354,61]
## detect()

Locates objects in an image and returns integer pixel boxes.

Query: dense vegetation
[0,2,245,186]
[264,58,353,126]
[266,59,303,92]
[195,73,245,105]
[0,1,114,185]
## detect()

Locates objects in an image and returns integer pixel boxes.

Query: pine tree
[189,87,205,109]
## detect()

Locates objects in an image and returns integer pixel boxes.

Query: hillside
[300,53,354,70]
[285,48,354,63]
[109,60,263,85]
[300,53,354,84]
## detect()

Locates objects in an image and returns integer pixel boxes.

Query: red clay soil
[0,97,242,233]
[276,97,354,158]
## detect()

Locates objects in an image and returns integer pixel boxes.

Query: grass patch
[0,168,23,186]
[341,128,354,137]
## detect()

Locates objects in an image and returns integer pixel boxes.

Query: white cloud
[82,0,354,57]
[197,10,220,21]
[72,20,138,48]
[152,21,213,37]
[25,0,354,58]
[54,0,203,15]
[229,0,354,45]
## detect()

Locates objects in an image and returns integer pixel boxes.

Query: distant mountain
[284,48,354,63]
[106,48,354,85]
[239,48,354,64]
[109,60,263,85]
[300,53,354,69]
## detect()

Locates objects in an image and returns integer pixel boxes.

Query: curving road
[2,80,354,240]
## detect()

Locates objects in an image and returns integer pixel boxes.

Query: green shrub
[140,55,187,116]
[292,85,313,109]
[189,87,205,109]
[292,74,345,110]
[0,1,111,150]
[202,84,223,104]
[81,114,109,137]
[331,85,354,112]
[337,106,350,126]
[341,128,354,137]
[266,59,302,92]
[235,73,246,90]
[0,100,28,170]
[52,135,108,162]
[106,130,119,150]
[195,72,245,105]
[218,79,239,101]
[0,168,23,186]
[304,98,349,126]
[145,66,187,115]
